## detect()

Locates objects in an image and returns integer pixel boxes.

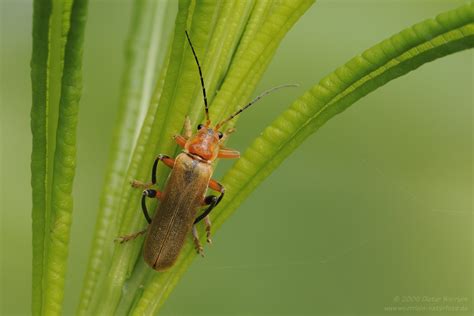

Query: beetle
[118,31,296,271]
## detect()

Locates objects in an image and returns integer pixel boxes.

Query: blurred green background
[1,1,472,315]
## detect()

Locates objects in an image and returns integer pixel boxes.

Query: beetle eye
[197,124,204,130]
[218,131,223,139]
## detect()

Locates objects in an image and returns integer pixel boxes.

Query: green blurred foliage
[1,1,471,315]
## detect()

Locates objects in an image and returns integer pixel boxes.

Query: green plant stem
[81,1,316,314]
[127,1,315,315]
[30,0,88,315]
[213,3,474,232]
[31,2,53,314]
[77,0,173,313]
[212,0,315,126]
[134,3,472,315]
[77,2,473,316]
[87,0,195,313]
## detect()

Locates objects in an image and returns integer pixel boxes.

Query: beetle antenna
[185,30,210,124]
[216,83,299,128]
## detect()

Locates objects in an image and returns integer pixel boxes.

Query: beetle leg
[131,154,175,188]
[193,179,225,245]
[141,189,162,224]
[173,116,192,148]
[115,188,161,243]
[150,154,174,184]
[204,216,212,244]
[194,195,218,244]
[192,225,204,256]
[208,178,225,202]
[195,179,225,223]
[195,195,219,224]
[173,135,187,148]
[195,194,214,243]
[115,228,148,244]
[183,116,192,138]
[217,148,240,159]
[191,178,224,253]
[220,127,236,142]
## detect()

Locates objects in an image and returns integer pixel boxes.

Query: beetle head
[185,123,223,161]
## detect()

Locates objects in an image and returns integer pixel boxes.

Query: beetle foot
[115,236,131,244]
[131,179,152,189]
[192,225,205,257]
[204,216,212,244]
[115,228,147,244]
[196,245,205,257]
[205,230,212,244]
[193,239,204,257]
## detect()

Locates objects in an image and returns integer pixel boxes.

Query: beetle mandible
[118,31,296,271]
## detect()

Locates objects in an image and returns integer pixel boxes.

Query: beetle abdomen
[143,153,212,271]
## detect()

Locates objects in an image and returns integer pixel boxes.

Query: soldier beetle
[118,31,297,271]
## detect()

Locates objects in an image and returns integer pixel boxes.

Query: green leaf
[78,0,315,315]
[77,0,174,313]
[30,0,88,314]
[77,1,472,315]
[124,1,315,315]
[214,3,474,233]
[129,2,473,315]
